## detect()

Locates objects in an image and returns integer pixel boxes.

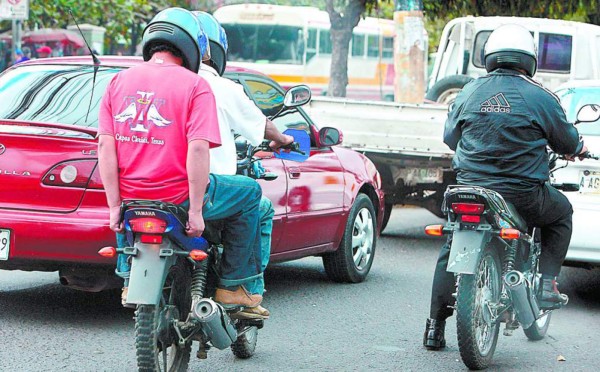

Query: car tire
[425,75,473,105]
[323,193,376,283]
[381,202,393,233]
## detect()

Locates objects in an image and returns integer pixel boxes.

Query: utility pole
[393,0,426,104]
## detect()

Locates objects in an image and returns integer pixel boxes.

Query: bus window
[538,33,572,72]
[367,35,380,57]
[352,34,365,56]
[382,37,394,59]
[319,30,332,55]
[307,28,317,61]
[222,24,303,64]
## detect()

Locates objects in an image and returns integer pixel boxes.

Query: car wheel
[323,193,376,283]
[425,75,473,105]
[381,202,393,233]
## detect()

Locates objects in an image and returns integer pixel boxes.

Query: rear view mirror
[318,127,343,147]
[576,104,600,124]
[283,85,311,108]
[274,129,310,162]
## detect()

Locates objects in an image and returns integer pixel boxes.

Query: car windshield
[556,86,600,136]
[0,64,121,128]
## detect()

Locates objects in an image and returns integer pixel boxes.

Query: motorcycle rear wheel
[135,259,192,372]
[456,245,502,370]
[231,325,258,359]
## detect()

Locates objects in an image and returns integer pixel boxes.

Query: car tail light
[42,160,97,188]
[500,228,521,240]
[451,203,485,215]
[140,234,163,244]
[129,217,167,234]
[86,165,104,189]
[425,224,445,236]
[189,249,208,261]
[98,246,117,258]
[461,215,481,223]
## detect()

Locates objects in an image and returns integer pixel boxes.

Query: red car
[0,56,384,291]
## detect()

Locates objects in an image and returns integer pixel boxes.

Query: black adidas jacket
[443,68,583,194]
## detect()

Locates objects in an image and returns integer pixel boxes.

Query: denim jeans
[116,174,262,288]
[245,196,274,295]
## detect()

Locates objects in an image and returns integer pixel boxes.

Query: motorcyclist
[192,11,294,319]
[423,24,588,350]
[98,7,264,310]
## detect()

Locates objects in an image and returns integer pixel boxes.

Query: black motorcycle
[98,86,311,372]
[425,103,600,369]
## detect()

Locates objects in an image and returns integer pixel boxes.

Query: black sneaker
[423,318,446,350]
[538,279,568,310]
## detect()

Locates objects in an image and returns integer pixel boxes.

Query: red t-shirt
[98,61,220,204]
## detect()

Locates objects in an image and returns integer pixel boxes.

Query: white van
[426,16,600,104]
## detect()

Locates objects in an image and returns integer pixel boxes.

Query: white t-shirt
[199,65,267,175]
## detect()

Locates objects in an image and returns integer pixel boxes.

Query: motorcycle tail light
[425,224,445,236]
[98,246,117,258]
[140,234,163,244]
[461,215,481,223]
[451,203,485,215]
[42,160,98,188]
[189,249,208,261]
[129,217,167,234]
[500,228,521,240]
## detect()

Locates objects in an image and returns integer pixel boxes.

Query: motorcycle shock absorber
[503,239,518,274]
[191,259,208,299]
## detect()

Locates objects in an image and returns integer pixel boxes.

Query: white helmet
[484,24,537,77]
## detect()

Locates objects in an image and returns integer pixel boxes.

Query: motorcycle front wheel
[456,245,502,370]
[135,259,192,372]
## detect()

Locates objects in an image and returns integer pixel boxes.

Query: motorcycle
[425,103,600,370]
[98,86,311,371]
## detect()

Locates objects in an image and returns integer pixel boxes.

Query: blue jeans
[116,174,262,288]
[245,196,274,295]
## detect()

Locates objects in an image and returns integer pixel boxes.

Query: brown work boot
[214,286,262,308]
[230,305,270,320]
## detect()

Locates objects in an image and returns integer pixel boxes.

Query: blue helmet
[142,7,209,73]
[192,11,227,75]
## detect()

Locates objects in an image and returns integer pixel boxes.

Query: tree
[325,0,385,97]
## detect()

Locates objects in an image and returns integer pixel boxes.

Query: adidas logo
[480,93,511,113]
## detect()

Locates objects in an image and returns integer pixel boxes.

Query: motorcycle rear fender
[447,229,492,274]
[126,239,178,306]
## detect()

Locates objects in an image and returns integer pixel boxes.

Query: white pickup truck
[304,96,453,230]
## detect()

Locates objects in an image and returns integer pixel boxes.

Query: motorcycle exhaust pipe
[191,298,237,350]
[504,270,538,329]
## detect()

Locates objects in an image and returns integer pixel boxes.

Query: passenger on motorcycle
[423,24,588,350]
[98,7,264,310]
[193,11,294,320]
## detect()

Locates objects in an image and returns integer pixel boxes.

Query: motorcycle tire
[135,259,192,372]
[322,193,376,283]
[456,245,502,370]
[231,326,258,359]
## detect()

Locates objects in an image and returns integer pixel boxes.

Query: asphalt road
[1,207,599,371]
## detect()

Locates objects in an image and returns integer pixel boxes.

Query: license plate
[399,167,444,185]
[0,229,10,260]
[579,170,600,194]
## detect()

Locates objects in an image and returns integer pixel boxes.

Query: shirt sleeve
[223,80,267,146]
[187,79,221,148]
[97,75,117,136]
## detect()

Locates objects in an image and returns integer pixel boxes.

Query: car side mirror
[318,127,343,147]
[575,104,600,124]
[283,85,311,108]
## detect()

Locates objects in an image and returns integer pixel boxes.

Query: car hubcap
[352,208,373,270]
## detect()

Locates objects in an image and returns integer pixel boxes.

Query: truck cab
[426,16,600,104]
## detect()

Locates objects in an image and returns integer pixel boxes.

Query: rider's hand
[564,145,589,161]
[269,134,294,152]
[109,206,123,233]
[186,212,205,237]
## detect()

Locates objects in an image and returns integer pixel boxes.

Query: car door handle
[288,167,301,179]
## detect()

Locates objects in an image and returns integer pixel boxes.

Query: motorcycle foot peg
[503,328,514,336]
[560,294,569,306]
